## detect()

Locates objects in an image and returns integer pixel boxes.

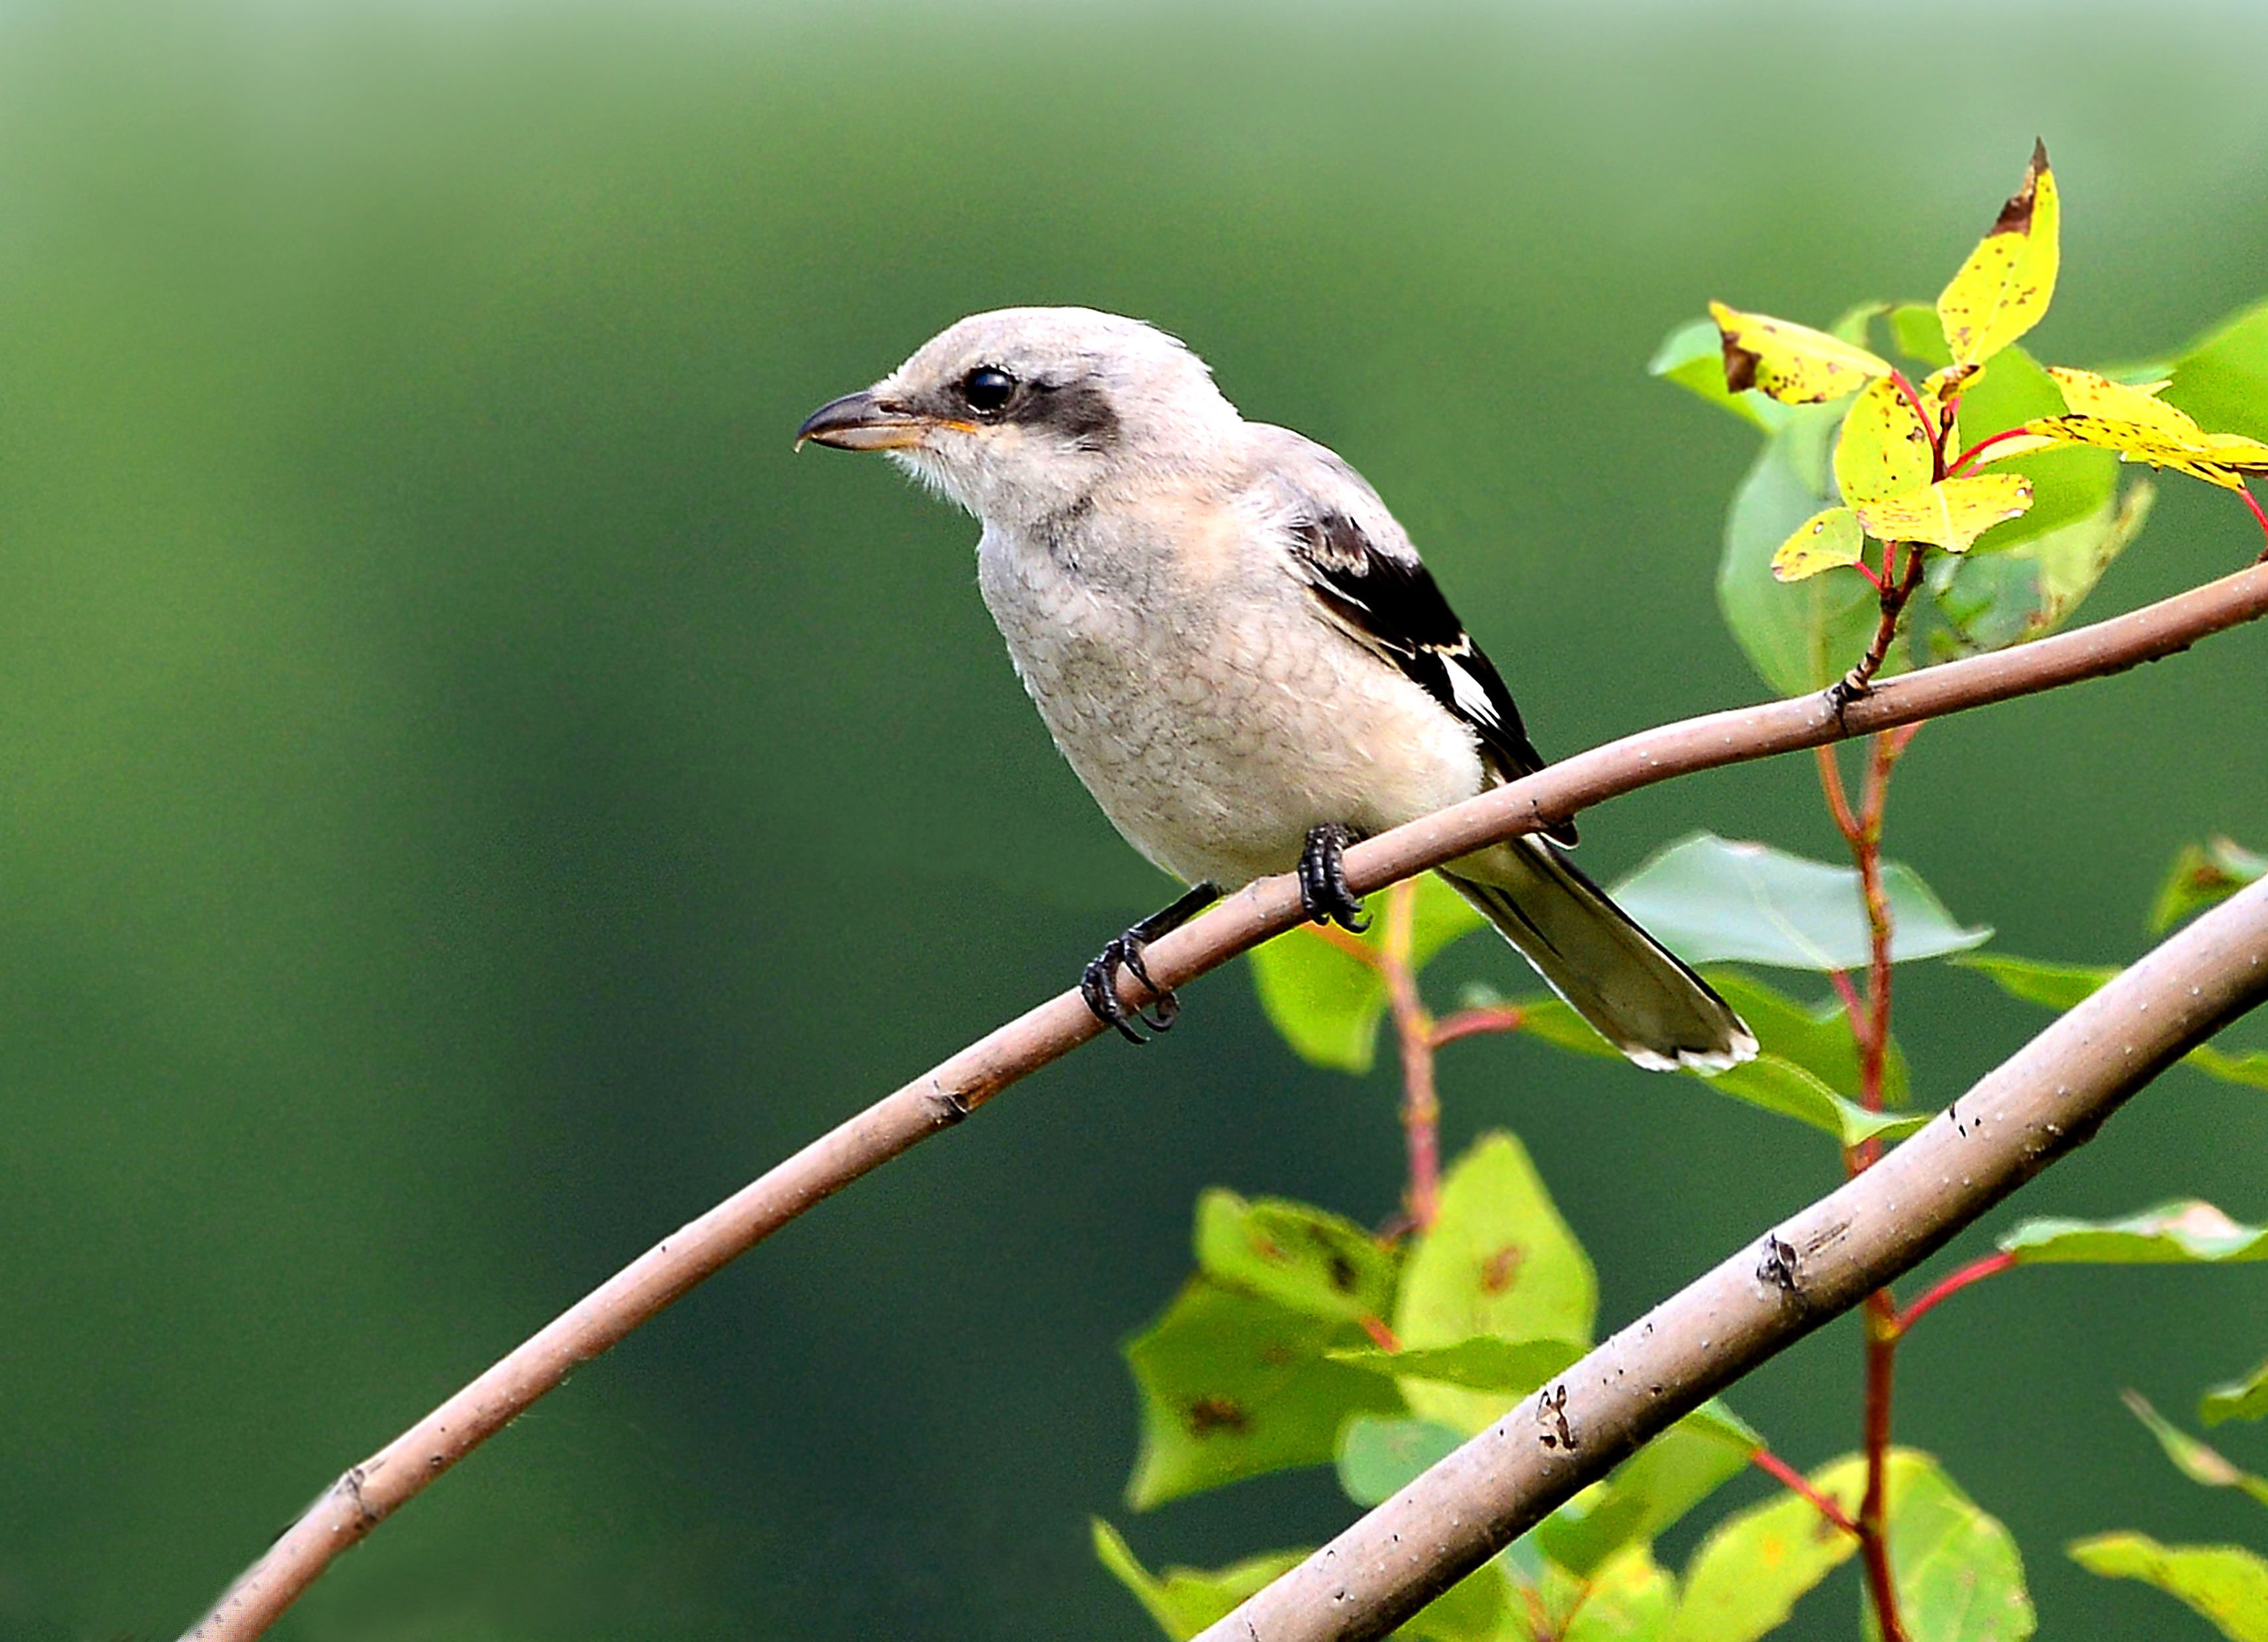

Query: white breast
[974,500,1484,889]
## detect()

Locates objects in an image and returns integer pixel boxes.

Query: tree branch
[181,559,2268,1641]
[1197,872,2268,1642]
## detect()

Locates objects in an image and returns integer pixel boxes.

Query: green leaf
[1948,343,2120,554]
[2151,837,2268,934]
[1872,1451,2035,1642]
[1091,1519,1309,1641]
[1193,1190,1398,1326]
[1999,1200,2268,1265]
[1122,1279,1405,1509]
[2124,1390,2268,1508]
[1707,971,1910,1108]
[1610,833,1992,971]
[1913,481,2152,659]
[1336,1414,1465,1506]
[1671,1453,1865,1642]
[1890,303,1953,367]
[2167,296,2268,445]
[1676,1451,2029,1642]
[1538,1412,1752,1577]
[1651,318,1789,433]
[1328,1336,1587,1395]
[1565,1547,1678,1642]
[1957,953,2268,1088]
[1480,977,1925,1147]
[1394,1134,1597,1434]
[1718,416,1887,697]
[1248,877,1486,1073]
[2070,1533,2268,1642]
[2204,1359,2268,1427]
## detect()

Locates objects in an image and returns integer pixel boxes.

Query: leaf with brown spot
[1851,473,2034,553]
[1769,505,1865,583]
[1709,301,1895,405]
[1193,1189,1398,1324]
[1938,140,2060,369]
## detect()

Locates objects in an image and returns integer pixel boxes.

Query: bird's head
[796,307,1240,524]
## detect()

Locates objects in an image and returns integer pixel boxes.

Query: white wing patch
[1440,654,1501,726]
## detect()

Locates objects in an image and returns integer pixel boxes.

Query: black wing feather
[1290,510,1577,847]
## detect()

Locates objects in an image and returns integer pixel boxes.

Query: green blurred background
[3,1,2265,1636]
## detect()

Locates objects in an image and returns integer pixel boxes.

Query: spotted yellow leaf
[1851,473,2034,552]
[1938,140,2059,369]
[1984,371,2268,491]
[1770,505,1865,582]
[1835,377,1940,505]
[1709,301,1894,405]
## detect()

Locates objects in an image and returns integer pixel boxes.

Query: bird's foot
[1299,824,1370,932]
[1081,931,1179,1044]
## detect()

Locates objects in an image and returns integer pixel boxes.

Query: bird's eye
[960,367,1016,414]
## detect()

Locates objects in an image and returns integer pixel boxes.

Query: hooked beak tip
[795,389,931,452]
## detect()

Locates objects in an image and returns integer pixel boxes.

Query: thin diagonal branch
[181,559,2268,1641]
[1198,872,2268,1642]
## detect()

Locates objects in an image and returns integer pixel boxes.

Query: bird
[797,307,1755,1072]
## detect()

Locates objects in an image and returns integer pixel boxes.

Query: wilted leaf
[1092,1519,1309,1641]
[1720,418,1889,694]
[1938,140,2059,369]
[2152,837,2268,933]
[1249,876,1486,1073]
[2204,1359,2268,1428]
[1194,1190,1397,1326]
[1651,317,1789,433]
[1610,833,1992,971]
[1538,1412,1753,1577]
[1123,1279,1404,1508]
[1328,1335,1587,1394]
[1836,376,1940,505]
[1999,1200,2268,1265]
[1771,505,1867,582]
[1395,1133,1597,1434]
[1710,301,1895,405]
[1850,473,2034,553]
[1957,952,2268,1088]
[2070,1533,2268,1642]
[2167,295,2268,444]
[2122,1391,2268,1508]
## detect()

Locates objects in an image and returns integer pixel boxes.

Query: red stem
[1750,1447,1861,1537]
[1891,1250,2018,1335]
[1887,370,1941,463]
[1358,1314,1403,1353]
[1946,425,2035,477]
[1859,1300,1906,1642]
[1427,1005,1526,1049]
[1379,883,1442,1231]
[2239,483,2268,561]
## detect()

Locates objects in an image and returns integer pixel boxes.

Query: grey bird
[797,307,1755,1072]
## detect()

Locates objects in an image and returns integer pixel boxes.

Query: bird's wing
[1256,428,1577,845]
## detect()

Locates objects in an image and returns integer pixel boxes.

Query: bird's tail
[1440,838,1755,1073]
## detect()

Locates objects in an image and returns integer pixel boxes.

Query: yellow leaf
[2003,415,2268,492]
[1770,506,1865,582]
[2048,366,2198,434]
[1937,140,2060,369]
[1851,473,2034,552]
[1834,377,1940,505]
[1709,301,1894,405]
[1923,362,1982,403]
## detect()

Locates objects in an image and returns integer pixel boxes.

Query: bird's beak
[795,390,934,452]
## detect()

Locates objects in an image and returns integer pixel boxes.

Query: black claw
[1298,824,1370,932]
[1081,932,1176,1043]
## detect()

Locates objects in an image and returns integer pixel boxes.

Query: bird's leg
[1080,881,1221,1043]
[1298,823,1371,932]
